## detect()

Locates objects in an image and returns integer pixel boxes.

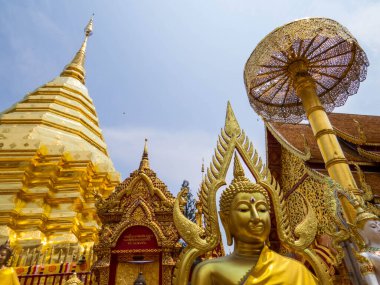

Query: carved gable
[93,141,181,285]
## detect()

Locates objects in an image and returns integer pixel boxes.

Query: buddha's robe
[0,267,20,285]
[244,246,318,285]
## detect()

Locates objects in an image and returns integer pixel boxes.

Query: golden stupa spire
[139,139,150,171]
[60,15,94,84]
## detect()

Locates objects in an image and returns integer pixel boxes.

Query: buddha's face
[228,192,271,245]
[0,248,9,267]
[360,219,380,245]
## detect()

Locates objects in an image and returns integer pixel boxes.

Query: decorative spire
[224,102,240,137]
[61,15,94,84]
[139,139,150,171]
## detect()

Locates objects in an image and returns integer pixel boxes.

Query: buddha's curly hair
[220,177,271,214]
[220,154,271,214]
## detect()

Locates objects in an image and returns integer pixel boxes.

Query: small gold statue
[0,240,20,285]
[191,156,318,285]
[63,273,83,285]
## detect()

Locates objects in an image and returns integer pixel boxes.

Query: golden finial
[139,139,150,171]
[224,102,240,137]
[61,14,94,84]
[143,138,148,158]
[84,14,94,37]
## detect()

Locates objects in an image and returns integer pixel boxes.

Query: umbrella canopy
[244,18,369,123]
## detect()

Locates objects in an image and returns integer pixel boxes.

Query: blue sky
[1,0,380,197]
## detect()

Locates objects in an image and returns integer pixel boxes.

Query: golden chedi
[191,155,318,285]
[0,17,119,254]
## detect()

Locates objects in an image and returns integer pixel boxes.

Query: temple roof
[266,112,380,202]
[329,113,380,146]
[97,140,175,221]
[95,141,179,253]
[116,139,174,202]
[267,113,380,164]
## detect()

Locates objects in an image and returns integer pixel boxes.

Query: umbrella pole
[294,74,362,222]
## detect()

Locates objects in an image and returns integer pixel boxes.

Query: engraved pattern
[93,155,179,285]
[280,147,351,273]
[282,148,338,237]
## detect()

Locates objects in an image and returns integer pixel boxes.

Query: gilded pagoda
[0,17,120,274]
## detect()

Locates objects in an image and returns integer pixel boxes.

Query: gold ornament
[172,103,329,285]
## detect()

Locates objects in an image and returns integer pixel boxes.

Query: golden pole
[290,61,361,221]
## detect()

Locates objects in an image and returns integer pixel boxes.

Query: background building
[266,114,380,284]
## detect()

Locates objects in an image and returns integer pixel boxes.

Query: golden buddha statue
[173,104,324,285]
[0,241,20,285]
[191,156,318,285]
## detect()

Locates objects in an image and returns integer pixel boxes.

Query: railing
[18,272,92,285]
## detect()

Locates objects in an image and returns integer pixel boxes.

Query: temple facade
[266,113,380,217]
[0,18,120,270]
[265,113,380,284]
[93,140,181,285]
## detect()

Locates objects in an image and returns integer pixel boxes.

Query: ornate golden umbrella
[244,18,368,204]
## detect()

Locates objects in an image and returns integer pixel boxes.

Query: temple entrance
[109,226,161,285]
